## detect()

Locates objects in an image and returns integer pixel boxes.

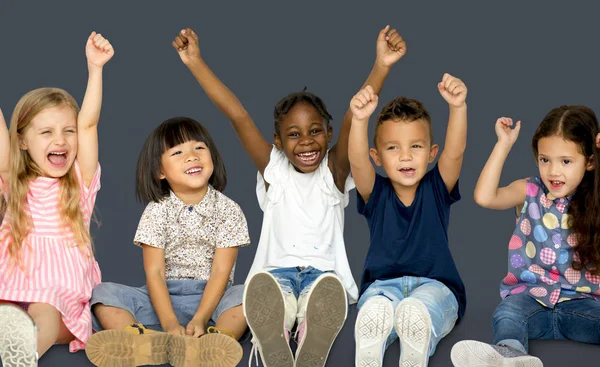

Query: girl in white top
[172,26,405,367]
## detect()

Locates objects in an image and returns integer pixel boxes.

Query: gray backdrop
[1,1,599,366]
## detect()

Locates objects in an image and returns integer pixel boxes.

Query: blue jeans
[90,280,244,334]
[268,266,344,330]
[493,293,600,353]
[357,276,459,355]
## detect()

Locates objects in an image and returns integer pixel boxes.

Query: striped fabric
[0,161,101,352]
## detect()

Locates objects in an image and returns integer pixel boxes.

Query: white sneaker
[0,303,37,367]
[295,273,347,367]
[354,296,394,367]
[450,340,543,367]
[243,272,294,367]
[394,298,432,367]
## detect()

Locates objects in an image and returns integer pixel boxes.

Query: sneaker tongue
[48,154,66,165]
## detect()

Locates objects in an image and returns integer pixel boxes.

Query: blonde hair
[0,88,92,267]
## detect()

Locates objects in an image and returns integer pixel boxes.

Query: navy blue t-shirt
[357,164,466,321]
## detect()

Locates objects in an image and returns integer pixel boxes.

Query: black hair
[273,87,333,134]
[136,117,227,204]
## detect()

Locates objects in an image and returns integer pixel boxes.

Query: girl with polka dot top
[451,107,600,367]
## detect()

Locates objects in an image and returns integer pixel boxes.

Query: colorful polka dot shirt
[500,176,600,307]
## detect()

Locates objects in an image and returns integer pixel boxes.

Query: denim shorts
[90,280,244,334]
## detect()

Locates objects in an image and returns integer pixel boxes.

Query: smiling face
[370,119,438,190]
[274,102,332,173]
[20,104,78,178]
[536,135,593,198]
[160,139,214,199]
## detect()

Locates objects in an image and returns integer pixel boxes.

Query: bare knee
[93,304,135,330]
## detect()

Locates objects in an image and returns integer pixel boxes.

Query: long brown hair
[532,105,600,274]
[0,88,92,267]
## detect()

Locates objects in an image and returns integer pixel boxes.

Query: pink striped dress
[0,161,102,352]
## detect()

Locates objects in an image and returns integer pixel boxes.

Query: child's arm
[474,117,527,210]
[329,26,406,189]
[348,86,379,202]
[437,74,468,192]
[184,247,238,337]
[142,245,186,335]
[77,32,114,188]
[173,29,272,175]
[0,108,9,182]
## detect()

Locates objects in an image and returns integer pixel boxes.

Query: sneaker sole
[0,304,37,367]
[243,272,294,367]
[394,298,431,367]
[169,333,243,367]
[295,274,347,367]
[450,340,543,367]
[354,296,394,367]
[85,329,171,366]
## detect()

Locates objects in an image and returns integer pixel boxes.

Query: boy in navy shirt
[347,71,468,367]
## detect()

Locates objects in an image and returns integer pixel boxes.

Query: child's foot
[354,296,394,367]
[85,323,171,367]
[168,328,242,367]
[243,271,293,367]
[295,274,347,367]
[0,303,37,367]
[394,298,431,367]
[450,340,543,367]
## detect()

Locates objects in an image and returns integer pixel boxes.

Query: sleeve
[430,163,460,206]
[357,173,386,217]
[256,146,287,210]
[74,159,101,201]
[133,201,167,249]
[215,201,251,249]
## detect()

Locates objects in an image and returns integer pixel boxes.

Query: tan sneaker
[85,323,171,367]
[168,327,243,367]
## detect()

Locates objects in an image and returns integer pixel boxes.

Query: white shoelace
[248,337,260,367]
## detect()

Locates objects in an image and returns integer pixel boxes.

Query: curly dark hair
[273,88,333,135]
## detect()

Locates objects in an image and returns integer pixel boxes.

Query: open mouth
[296,150,320,165]
[549,180,564,189]
[47,151,68,168]
[399,167,416,176]
[185,167,203,175]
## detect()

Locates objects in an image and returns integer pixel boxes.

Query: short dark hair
[374,97,433,147]
[136,117,227,204]
[274,88,333,134]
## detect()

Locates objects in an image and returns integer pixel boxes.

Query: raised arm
[436,73,468,193]
[474,117,527,210]
[77,31,114,187]
[348,86,379,202]
[329,25,406,187]
[173,28,272,175]
[0,108,9,182]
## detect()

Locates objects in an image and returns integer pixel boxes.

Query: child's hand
[376,25,406,68]
[163,321,186,336]
[495,117,521,146]
[185,317,206,338]
[350,85,378,121]
[173,28,201,65]
[437,73,467,108]
[86,32,114,69]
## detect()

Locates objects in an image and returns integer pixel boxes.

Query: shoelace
[248,337,260,367]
